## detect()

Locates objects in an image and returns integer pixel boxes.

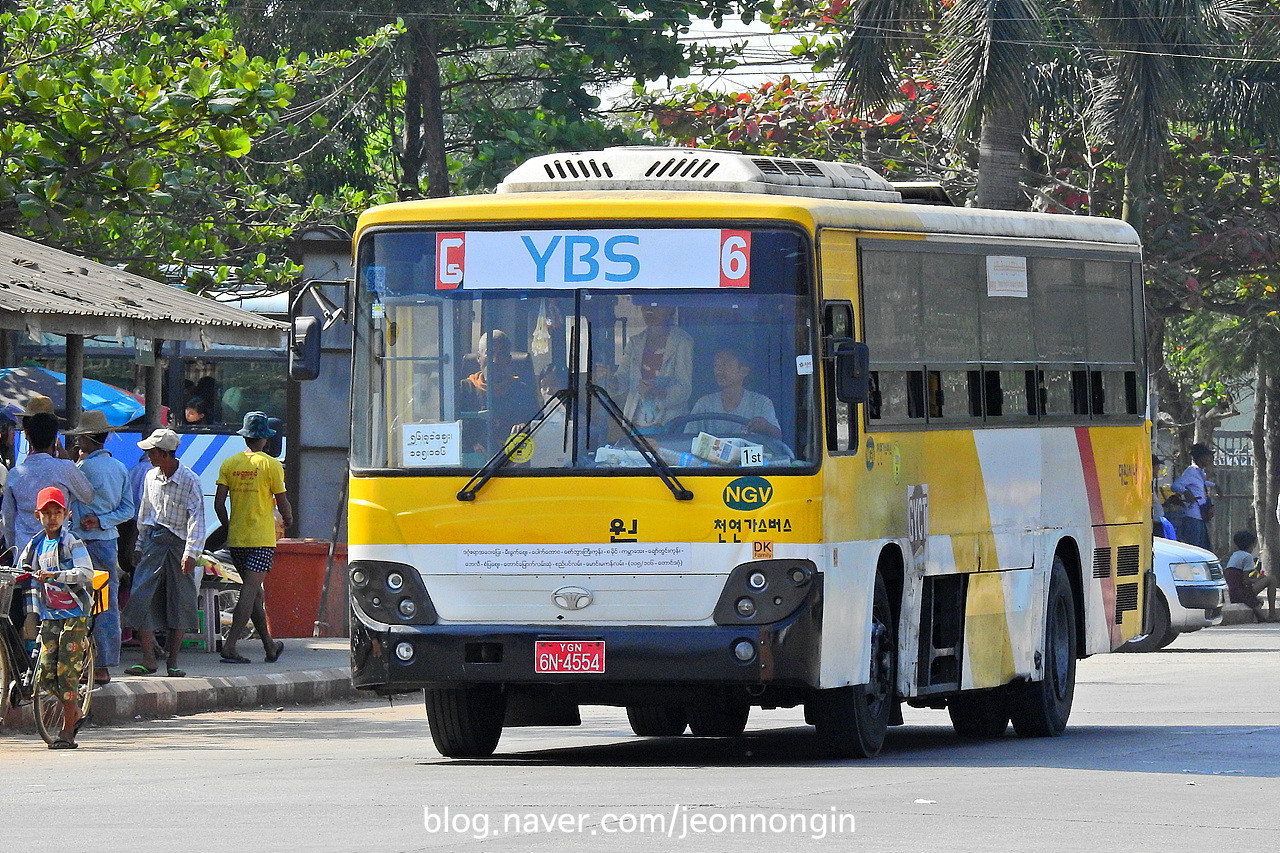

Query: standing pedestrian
[121,428,204,677]
[66,410,134,685]
[2,404,94,645]
[1172,443,1216,551]
[215,412,291,664]
[20,487,94,748]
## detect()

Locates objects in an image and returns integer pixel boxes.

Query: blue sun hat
[237,411,276,439]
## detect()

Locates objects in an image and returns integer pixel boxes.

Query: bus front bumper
[349,583,823,693]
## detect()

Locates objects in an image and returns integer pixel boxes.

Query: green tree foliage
[226,0,773,200]
[0,0,394,288]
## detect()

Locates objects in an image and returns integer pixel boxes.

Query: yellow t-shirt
[216,450,286,548]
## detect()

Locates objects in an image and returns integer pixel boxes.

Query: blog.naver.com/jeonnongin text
[423,805,855,841]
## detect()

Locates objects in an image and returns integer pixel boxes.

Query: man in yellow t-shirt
[215,412,293,664]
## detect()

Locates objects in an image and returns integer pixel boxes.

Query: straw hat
[66,409,115,436]
[21,394,55,418]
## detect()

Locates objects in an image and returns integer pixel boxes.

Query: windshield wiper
[457,389,572,502]
[587,383,693,501]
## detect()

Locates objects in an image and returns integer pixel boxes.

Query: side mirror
[290,315,321,381]
[835,341,870,404]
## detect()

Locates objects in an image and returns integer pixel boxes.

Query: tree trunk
[399,22,449,200]
[1122,168,1148,239]
[1252,359,1270,561]
[1264,366,1280,580]
[974,99,1027,210]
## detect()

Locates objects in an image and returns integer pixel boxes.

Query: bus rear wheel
[425,685,506,758]
[1008,559,1076,737]
[810,573,896,758]
[626,705,688,737]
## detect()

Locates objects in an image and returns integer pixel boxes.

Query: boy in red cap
[20,486,94,748]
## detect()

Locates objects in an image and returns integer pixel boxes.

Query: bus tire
[1118,592,1171,653]
[1008,559,1076,738]
[948,691,1009,739]
[425,685,506,758]
[810,573,896,758]
[626,705,688,737]
[686,701,749,737]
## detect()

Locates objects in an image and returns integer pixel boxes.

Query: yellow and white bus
[338,147,1152,758]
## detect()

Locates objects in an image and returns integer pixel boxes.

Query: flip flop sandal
[48,738,78,749]
[265,641,284,663]
[220,654,251,664]
[166,668,186,678]
[124,664,157,676]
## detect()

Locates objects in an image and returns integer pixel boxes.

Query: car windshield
[351,226,819,474]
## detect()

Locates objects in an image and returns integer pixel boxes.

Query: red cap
[35,487,66,510]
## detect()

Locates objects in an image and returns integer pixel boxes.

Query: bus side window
[869,370,925,423]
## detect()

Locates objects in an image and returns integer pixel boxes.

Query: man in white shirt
[121,429,205,678]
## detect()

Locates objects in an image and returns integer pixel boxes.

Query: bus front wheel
[425,685,506,758]
[810,573,896,758]
[1008,559,1077,737]
[626,705,688,737]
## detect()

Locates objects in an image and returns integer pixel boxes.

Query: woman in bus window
[616,304,692,432]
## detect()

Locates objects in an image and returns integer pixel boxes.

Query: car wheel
[1119,590,1172,654]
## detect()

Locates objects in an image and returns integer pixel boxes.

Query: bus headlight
[712,559,819,625]
[349,561,439,626]
[733,640,757,663]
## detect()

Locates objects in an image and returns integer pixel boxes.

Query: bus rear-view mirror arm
[289,279,350,381]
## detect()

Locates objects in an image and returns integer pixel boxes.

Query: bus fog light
[387,572,405,591]
[371,595,382,607]
[748,571,767,591]
[398,598,417,617]
[789,568,809,585]
[733,640,756,662]
[352,569,368,588]
[395,642,414,662]
[735,597,756,617]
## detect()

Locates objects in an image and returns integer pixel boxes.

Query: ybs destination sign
[723,476,773,511]
[434,229,752,290]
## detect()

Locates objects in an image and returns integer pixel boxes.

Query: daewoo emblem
[552,586,594,611]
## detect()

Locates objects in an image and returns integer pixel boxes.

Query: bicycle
[0,567,105,745]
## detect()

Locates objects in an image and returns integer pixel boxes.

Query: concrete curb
[1219,602,1280,625]
[3,667,359,731]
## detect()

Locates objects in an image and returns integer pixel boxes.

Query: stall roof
[0,231,288,348]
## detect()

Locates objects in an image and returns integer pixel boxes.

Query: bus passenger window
[870,370,925,423]
[928,370,982,421]
[1093,370,1135,416]
[1036,369,1074,417]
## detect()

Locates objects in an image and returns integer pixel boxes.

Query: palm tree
[833,0,1257,215]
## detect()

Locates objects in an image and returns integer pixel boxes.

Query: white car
[1121,536,1228,652]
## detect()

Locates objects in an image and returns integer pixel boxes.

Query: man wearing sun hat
[66,409,134,684]
[121,428,204,677]
[215,412,292,664]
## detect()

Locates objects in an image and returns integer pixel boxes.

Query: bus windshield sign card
[436,229,751,290]
[535,640,605,674]
[402,422,461,466]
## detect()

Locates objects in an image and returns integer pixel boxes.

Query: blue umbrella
[0,366,145,426]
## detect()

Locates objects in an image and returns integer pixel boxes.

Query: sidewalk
[2,638,360,731]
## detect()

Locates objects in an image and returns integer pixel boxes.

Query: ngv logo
[723,476,773,511]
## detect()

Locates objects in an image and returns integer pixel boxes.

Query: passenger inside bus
[458,330,539,454]
[684,348,781,438]
[614,304,693,432]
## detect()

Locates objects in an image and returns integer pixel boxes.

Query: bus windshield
[351,226,818,474]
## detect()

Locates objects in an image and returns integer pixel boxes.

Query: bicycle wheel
[0,641,12,723]
[34,638,95,745]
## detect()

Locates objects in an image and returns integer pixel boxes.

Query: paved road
[2,624,1277,853]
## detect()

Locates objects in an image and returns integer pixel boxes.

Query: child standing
[21,486,94,748]
[1225,529,1278,623]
